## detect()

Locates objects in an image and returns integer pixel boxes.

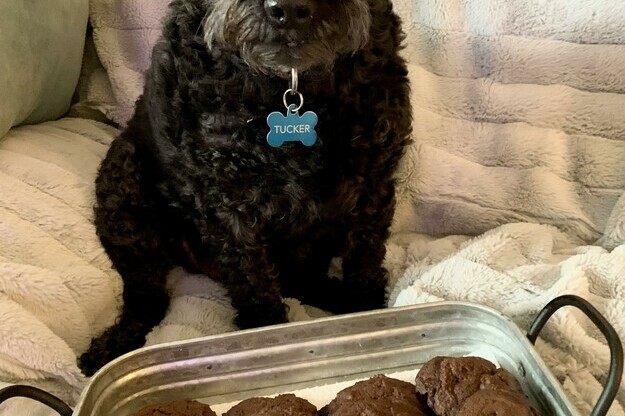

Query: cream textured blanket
[391,0,625,243]
[2,0,625,414]
[384,0,625,411]
[0,119,121,414]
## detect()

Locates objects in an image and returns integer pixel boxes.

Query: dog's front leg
[222,242,288,329]
[79,138,174,376]
[340,181,396,313]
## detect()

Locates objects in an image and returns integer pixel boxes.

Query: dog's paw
[79,345,115,377]
[78,324,148,376]
[234,302,289,329]
[343,296,386,313]
[341,278,387,313]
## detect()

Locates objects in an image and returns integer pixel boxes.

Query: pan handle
[527,295,623,416]
[0,385,73,415]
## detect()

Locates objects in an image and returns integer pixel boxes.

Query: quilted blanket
[2,0,625,414]
[0,119,121,414]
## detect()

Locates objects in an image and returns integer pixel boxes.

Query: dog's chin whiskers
[237,25,254,45]
[240,43,269,74]
[196,14,208,37]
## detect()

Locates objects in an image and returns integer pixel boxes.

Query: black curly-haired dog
[80,0,411,375]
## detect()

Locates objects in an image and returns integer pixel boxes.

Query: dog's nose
[264,0,315,27]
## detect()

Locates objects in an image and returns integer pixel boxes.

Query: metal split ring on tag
[266,68,318,148]
[283,89,304,113]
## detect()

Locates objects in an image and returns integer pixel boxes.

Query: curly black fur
[80,0,411,375]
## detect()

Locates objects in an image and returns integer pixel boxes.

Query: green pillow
[0,0,89,139]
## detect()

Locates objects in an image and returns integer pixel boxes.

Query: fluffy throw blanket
[391,0,625,243]
[87,0,171,126]
[385,0,625,410]
[2,0,625,414]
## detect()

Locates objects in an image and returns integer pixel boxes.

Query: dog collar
[266,68,318,148]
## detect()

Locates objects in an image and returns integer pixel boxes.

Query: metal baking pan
[0,295,622,415]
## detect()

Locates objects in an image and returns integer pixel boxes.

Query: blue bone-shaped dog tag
[267,105,318,147]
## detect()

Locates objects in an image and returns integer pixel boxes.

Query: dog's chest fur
[144,52,374,235]
[158,87,368,239]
